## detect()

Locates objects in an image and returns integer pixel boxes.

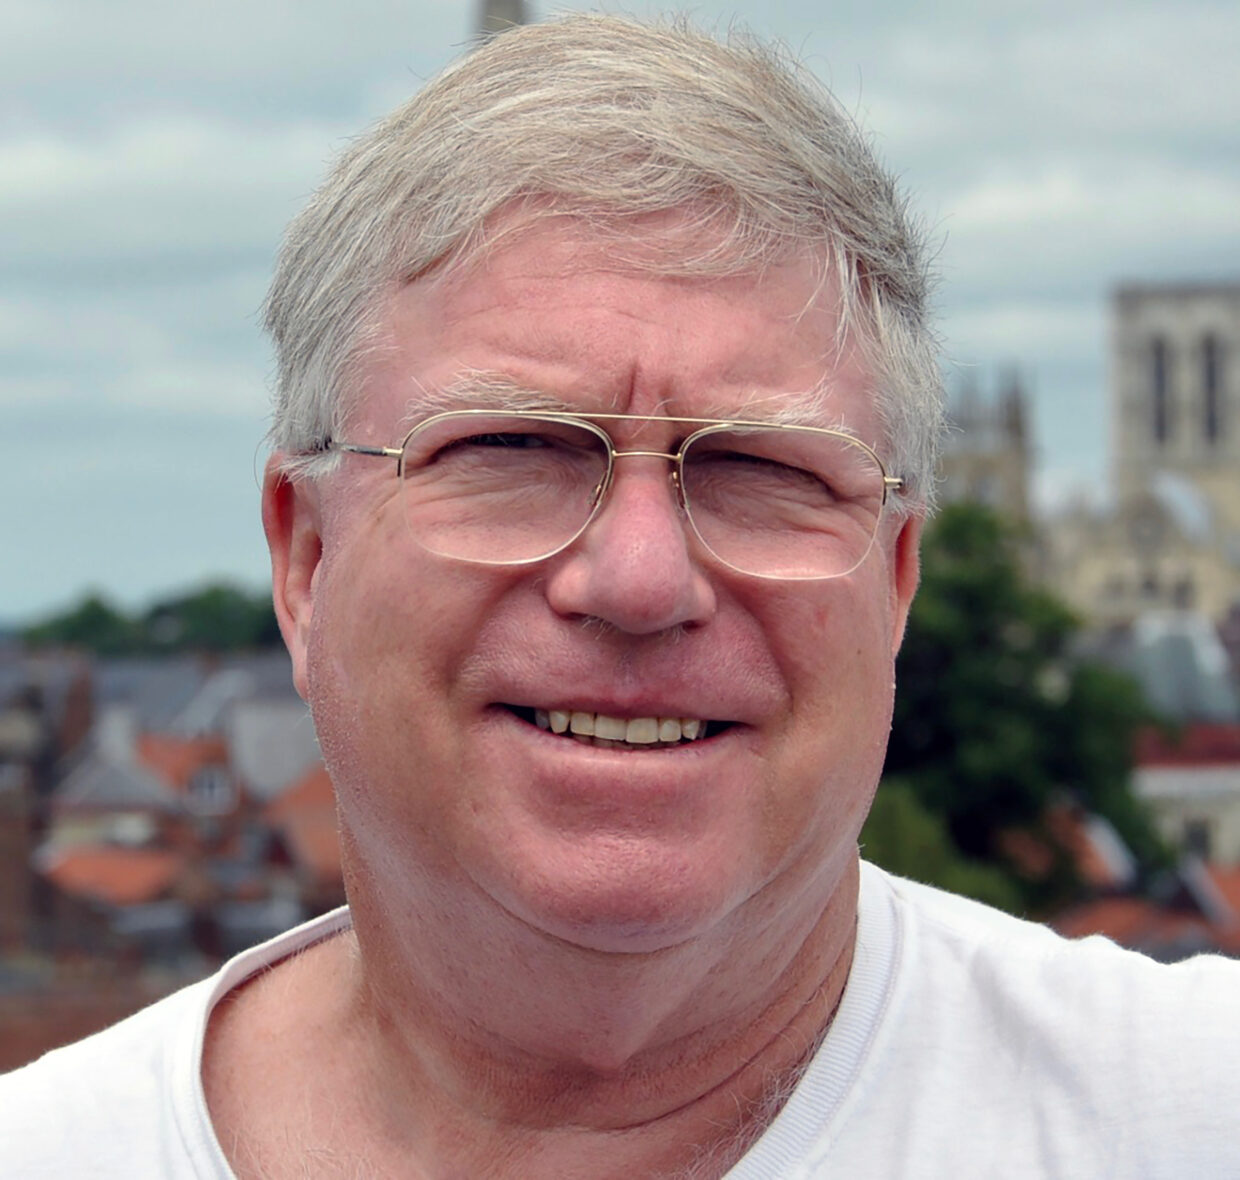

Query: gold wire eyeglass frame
[326,409,906,581]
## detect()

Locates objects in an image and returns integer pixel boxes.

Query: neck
[332,853,860,1175]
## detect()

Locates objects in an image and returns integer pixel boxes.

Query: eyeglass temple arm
[330,440,403,464]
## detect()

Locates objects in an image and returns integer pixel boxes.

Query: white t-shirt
[3,862,1237,1178]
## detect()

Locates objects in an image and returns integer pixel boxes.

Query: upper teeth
[534,710,704,744]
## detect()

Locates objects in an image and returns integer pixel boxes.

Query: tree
[865,503,1163,911]
[862,778,1024,914]
[20,592,138,656]
[141,584,280,652]
[20,583,280,656]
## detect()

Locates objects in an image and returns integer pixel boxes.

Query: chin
[484,836,754,955]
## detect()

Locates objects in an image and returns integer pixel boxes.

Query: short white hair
[264,14,943,506]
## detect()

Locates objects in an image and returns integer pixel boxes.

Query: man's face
[267,219,920,957]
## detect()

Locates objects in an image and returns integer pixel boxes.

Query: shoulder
[874,861,1240,983]
[0,907,353,1178]
[792,864,1240,1175]
[728,867,1240,1177]
[862,860,1240,1076]
[0,977,218,1176]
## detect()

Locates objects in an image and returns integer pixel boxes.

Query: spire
[1000,366,1027,444]
[476,0,529,41]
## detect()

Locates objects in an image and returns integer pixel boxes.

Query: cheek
[302,549,474,825]
[755,582,897,849]
[302,528,536,848]
[307,523,495,707]
[782,574,897,716]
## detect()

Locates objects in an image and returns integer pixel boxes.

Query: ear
[887,513,923,655]
[262,456,322,701]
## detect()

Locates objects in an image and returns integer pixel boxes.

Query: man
[3,14,1237,1178]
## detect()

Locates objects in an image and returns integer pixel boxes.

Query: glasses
[327,409,904,581]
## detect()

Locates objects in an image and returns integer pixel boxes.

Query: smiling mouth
[505,706,731,749]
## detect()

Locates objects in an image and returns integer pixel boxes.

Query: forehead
[359,218,880,437]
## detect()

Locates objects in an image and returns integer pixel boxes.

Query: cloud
[940,162,1240,302]
[2,0,1237,616]
[3,401,270,621]
[944,297,1102,362]
[0,264,273,415]
[858,1,1239,157]
[0,116,339,275]
[4,0,468,127]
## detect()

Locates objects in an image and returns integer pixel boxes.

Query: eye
[686,446,837,499]
[444,431,556,451]
[424,428,586,469]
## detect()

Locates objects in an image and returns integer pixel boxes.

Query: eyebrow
[397,374,580,426]
[398,370,860,437]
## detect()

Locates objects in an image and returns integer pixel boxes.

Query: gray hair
[264,13,943,505]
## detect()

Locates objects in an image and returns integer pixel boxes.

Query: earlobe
[888,514,923,654]
[262,456,322,701]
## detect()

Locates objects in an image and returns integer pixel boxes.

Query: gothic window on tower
[1151,336,1171,445]
[1202,333,1223,444]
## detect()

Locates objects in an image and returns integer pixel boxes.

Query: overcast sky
[4,0,1238,624]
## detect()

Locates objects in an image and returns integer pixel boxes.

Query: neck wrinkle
[340,856,860,1160]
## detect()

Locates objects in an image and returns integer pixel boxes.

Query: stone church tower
[1050,283,1240,626]
[1113,284,1240,510]
[1108,283,1240,621]
[939,370,1032,526]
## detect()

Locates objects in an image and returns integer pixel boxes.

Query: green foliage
[140,584,281,652]
[20,593,140,657]
[20,583,280,656]
[1045,661,1172,873]
[872,503,1164,909]
[861,779,1025,914]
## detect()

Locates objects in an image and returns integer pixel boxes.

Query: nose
[542,458,717,635]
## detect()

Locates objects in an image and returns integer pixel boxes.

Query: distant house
[26,652,338,965]
[1132,723,1240,864]
[999,796,1138,896]
[1018,730,1240,961]
[0,650,95,955]
[264,763,343,915]
[1054,859,1240,962]
[0,765,33,953]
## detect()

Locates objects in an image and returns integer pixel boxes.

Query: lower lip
[478,709,755,827]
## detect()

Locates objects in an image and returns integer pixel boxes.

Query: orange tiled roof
[1207,864,1240,914]
[40,845,183,906]
[280,812,344,885]
[1053,894,1240,957]
[265,763,341,885]
[1044,805,1126,890]
[136,733,230,792]
[999,801,1133,891]
[1136,724,1240,767]
[265,762,334,822]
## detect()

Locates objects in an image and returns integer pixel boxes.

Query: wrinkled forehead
[403,203,874,383]
[348,208,887,443]
[419,200,838,305]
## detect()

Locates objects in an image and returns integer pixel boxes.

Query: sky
[4,0,1238,625]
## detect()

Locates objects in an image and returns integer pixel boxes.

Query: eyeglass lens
[398,413,887,579]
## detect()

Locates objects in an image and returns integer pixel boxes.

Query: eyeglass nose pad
[669,464,686,510]
[589,472,609,509]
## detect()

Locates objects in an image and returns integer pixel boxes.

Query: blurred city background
[3,0,1238,1070]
